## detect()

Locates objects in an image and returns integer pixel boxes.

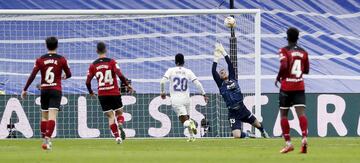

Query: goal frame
[0,9,262,136]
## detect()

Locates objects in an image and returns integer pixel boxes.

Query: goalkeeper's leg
[232,129,256,138]
[237,103,270,138]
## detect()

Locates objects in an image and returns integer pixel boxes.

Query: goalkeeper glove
[215,42,228,57]
[214,43,222,63]
[213,50,222,63]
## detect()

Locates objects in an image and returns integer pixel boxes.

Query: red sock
[40,121,48,138]
[117,115,124,125]
[280,117,291,142]
[110,123,120,138]
[45,120,55,138]
[299,115,308,138]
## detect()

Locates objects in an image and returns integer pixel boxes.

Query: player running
[212,43,269,139]
[86,42,133,144]
[21,36,72,150]
[276,27,309,154]
[160,53,208,142]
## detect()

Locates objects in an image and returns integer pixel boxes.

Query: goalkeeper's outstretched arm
[224,55,235,80]
[212,44,223,87]
[212,62,222,87]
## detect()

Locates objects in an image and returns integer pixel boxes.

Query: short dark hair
[287,27,299,43]
[46,36,58,50]
[97,42,107,54]
[175,53,184,66]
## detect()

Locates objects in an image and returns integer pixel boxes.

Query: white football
[224,16,236,28]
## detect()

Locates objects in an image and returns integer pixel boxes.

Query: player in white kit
[160,53,208,142]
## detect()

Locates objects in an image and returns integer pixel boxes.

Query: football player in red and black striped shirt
[86,42,133,144]
[22,36,72,150]
[276,27,309,154]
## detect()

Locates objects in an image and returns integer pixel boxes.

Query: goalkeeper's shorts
[228,103,256,130]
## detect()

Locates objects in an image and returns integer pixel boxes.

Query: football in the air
[224,16,236,28]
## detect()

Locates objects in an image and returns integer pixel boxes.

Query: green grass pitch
[0,137,359,163]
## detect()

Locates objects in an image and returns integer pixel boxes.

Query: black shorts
[40,89,62,111]
[98,95,123,112]
[279,90,306,109]
[228,102,256,130]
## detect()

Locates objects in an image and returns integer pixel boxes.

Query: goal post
[0,9,261,138]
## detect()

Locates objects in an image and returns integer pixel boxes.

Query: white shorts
[172,103,190,117]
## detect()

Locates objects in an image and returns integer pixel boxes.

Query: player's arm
[224,55,235,80]
[22,59,40,99]
[85,64,95,96]
[113,61,133,93]
[212,45,223,87]
[275,49,288,87]
[160,69,170,99]
[62,57,72,79]
[303,52,310,74]
[189,71,208,103]
[215,42,235,80]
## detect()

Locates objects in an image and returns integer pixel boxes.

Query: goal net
[0,9,261,139]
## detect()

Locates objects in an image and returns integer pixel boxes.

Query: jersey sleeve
[277,48,289,81]
[189,70,206,95]
[62,57,72,79]
[278,48,287,62]
[23,58,41,91]
[224,56,235,80]
[113,60,128,86]
[187,69,198,82]
[163,68,171,80]
[212,62,222,87]
[303,51,310,74]
[85,64,95,94]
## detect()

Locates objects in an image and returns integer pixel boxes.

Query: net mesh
[0,13,258,138]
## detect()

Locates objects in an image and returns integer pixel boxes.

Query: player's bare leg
[295,106,308,153]
[42,108,58,150]
[179,115,196,142]
[115,108,126,140]
[251,119,270,138]
[105,111,121,144]
[279,108,294,153]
